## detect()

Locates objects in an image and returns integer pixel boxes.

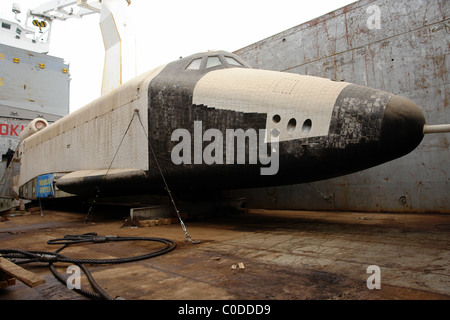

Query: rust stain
[431,55,446,83]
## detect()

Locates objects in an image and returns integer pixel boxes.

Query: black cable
[0,233,177,300]
[49,263,107,300]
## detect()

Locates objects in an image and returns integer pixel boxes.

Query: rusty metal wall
[232,0,449,213]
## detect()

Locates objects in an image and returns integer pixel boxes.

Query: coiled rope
[0,232,177,300]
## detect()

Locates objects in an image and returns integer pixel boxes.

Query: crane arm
[29,0,101,21]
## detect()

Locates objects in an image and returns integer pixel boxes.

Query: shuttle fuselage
[16,51,426,198]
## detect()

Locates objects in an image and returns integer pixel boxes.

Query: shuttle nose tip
[380,95,425,159]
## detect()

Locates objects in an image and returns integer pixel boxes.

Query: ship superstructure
[0,1,102,198]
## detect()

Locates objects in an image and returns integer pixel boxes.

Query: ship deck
[0,206,449,301]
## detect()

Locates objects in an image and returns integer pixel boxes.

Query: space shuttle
[14,49,449,200]
[11,1,450,201]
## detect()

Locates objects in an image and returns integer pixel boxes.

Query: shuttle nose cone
[380,95,425,159]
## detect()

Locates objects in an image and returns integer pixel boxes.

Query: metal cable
[135,110,198,243]
[0,233,177,300]
[84,111,138,223]
[84,109,197,243]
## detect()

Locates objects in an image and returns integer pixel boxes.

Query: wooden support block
[0,276,16,289]
[27,206,43,214]
[0,280,9,289]
[140,220,150,227]
[160,218,172,225]
[0,256,45,288]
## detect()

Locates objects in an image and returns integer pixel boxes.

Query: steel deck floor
[0,208,449,300]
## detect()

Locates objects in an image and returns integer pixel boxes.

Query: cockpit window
[185,54,248,71]
[186,58,202,70]
[206,56,222,69]
[225,56,243,67]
